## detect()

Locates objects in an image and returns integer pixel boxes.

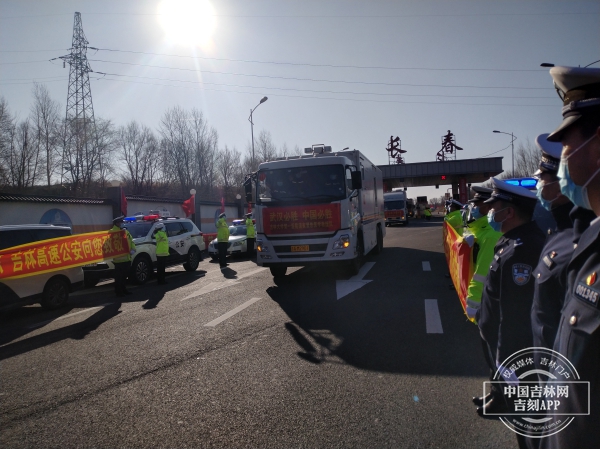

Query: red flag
[120,188,127,216]
[220,196,225,213]
[182,195,195,217]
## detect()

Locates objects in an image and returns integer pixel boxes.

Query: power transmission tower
[55,12,98,194]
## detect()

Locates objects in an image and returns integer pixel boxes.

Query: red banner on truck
[263,204,341,235]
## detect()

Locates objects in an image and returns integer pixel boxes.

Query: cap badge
[586,272,597,286]
[550,251,557,259]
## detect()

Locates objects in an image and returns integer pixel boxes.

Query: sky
[1,0,599,201]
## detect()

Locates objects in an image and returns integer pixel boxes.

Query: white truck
[383,190,409,226]
[244,145,385,277]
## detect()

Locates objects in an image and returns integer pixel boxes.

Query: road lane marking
[26,303,114,329]
[422,261,431,271]
[424,299,443,334]
[181,267,267,301]
[336,262,375,300]
[204,297,261,327]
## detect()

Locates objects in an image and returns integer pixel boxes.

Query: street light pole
[248,96,268,171]
[493,130,517,175]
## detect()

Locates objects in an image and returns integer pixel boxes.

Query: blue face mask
[535,179,560,211]
[557,134,599,210]
[487,207,509,233]
[470,205,483,220]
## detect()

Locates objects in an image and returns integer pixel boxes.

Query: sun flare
[158,0,217,48]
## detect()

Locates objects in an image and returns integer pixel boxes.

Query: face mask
[487,207,509,233]
[470,205,483,220]
[557,134,600,210]
[535,179,560,211]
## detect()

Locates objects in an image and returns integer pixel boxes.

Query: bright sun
[158,0,217,47]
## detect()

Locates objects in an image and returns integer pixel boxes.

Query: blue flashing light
[505,180,520,186]
[123,216,137,222]
[520,178,537,188]
[503,177,538,190]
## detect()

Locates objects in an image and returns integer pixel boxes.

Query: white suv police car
[0,224,84,311]
[83,216,205,286]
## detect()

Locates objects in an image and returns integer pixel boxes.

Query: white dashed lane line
[204,297,261,327]
[424,299,443,334]
[26,303,114,329]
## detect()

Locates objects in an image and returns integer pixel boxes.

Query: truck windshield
[384,200,405,210]
[257,165,348,203]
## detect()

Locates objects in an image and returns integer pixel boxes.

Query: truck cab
[383,191,408,226]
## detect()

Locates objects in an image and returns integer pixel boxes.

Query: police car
[207,219,254,259]
[0,224,84,310]
[82,215,205,286]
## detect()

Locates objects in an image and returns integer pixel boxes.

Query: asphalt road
[0,216,519,448]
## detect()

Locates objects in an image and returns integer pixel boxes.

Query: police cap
[484,177,537,207]
[534,133,563,176]
[219,213,226,218]
[547,66,600,142]
[468,186,493,203]
[112,215,125,224]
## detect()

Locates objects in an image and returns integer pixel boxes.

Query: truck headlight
[257,240,268,252]
[332,234,350,250]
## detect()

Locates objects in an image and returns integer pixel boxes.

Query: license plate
[291,245,309,252]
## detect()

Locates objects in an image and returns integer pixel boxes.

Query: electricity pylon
[55,12,98,192]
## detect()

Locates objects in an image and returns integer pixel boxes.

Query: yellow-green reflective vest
[464,216,502,323]
[111,225,136,263]
[155,229,169,256]
[216,218,229,242]
[246,218,255,238]
[424,208,432,217]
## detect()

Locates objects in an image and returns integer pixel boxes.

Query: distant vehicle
[83,216,205,286]
[0,224,84,311]
[406,198,415,218]
[384,191,409,226]
[207,223,254,259]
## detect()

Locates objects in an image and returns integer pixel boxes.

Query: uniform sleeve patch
[512,263,532,285]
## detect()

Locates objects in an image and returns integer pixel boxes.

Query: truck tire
[373,226,383,255]
[41,277,70,310]
[348,233,364,276]
[270,265,287,277]
[131,255,152,285]
[183,246,201,272]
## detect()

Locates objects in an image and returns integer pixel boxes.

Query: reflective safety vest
[111,225,136,263]
[424,208,432,217]
[464,216,502,322]
[444,210,464,236]
[155,229,169,256]
[246,218,255,238]
[216,217,229,242]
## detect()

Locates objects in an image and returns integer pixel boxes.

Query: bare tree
[30,83,61,186]
[4,119,42,188]
[495,138,541,180]
[0,97,15,186]
[216,145,241,200]
[117,121,158,195]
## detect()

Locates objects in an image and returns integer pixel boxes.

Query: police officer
[111,216,136,297]
[538,65,600,449]
[477,178,545,418]
[423,206,432,221]
[444,199,464,235]
[245,213,255,258]
[153,222,169,284]
[216,212,229,269]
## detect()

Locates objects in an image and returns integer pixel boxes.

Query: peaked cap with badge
[468,186,493,203]
[547,65,600,142]
[483,177,537,207]
[533,133,563,176]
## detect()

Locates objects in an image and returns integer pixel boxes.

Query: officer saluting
[539,65,600,449]
[477,178,546,418]
[110,216,136,297]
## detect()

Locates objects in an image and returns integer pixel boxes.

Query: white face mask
[557,134,600,210]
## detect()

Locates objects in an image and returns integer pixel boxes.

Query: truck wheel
[373,226,383,254]
[348,234,364,276]
[183,246,201,272]
[41,277,70,310]
[131,255,152,285]
[270,265,287,277]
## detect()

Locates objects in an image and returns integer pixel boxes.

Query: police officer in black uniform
[531,134,576,356]
[538,66,600,449]
[477,178,546,420]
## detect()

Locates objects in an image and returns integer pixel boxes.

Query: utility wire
[478,143,512,158]
[88,58,551,90]
[94,70,555,99]
[90,75,556,107]
[91,48,546,73]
